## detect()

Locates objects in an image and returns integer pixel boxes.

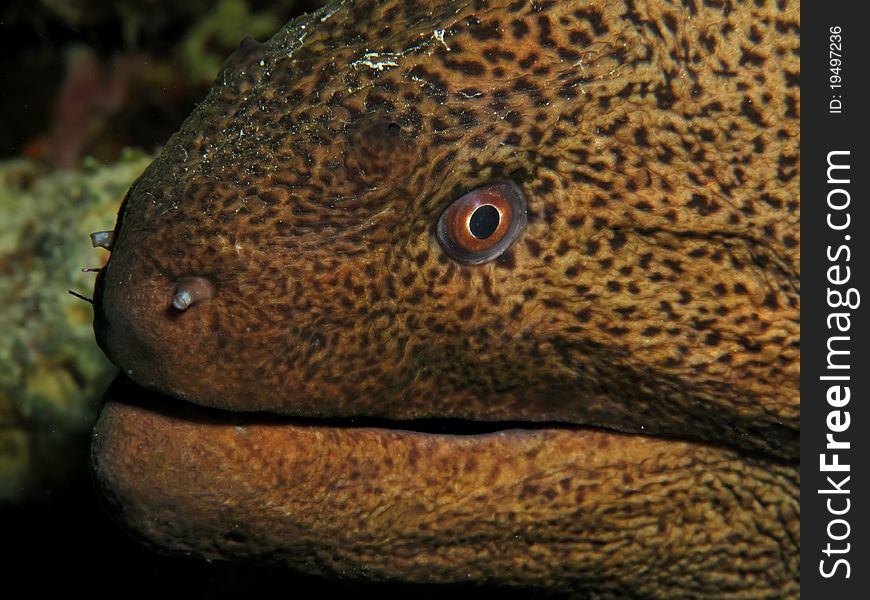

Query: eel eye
[436,181,528,265]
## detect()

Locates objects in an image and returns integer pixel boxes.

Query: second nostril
[90,230,115,250]
[172,276,215,311]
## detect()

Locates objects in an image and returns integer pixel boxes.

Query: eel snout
[93,263,231,403]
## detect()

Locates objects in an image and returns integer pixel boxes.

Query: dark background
[0,0,322,164]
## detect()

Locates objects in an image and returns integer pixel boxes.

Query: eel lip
[95,373,587,436]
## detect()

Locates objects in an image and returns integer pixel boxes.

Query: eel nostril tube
[171,276,215,311]
[90,231,115,250]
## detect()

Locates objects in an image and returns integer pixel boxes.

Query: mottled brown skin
[92,0,800,596]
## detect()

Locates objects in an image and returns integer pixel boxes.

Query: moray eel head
[92,0,800,595]
[95,0,799,456]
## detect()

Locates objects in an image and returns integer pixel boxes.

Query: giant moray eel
[90,0,800,597]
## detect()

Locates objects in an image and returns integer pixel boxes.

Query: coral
[0,150,152,502]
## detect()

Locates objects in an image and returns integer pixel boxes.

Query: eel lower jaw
[91,374,799,597]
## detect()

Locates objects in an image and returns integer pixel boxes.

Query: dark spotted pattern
[92,0,800,596]
[98,0,799,459]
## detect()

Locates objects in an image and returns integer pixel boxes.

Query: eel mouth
[92,374,800,596]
